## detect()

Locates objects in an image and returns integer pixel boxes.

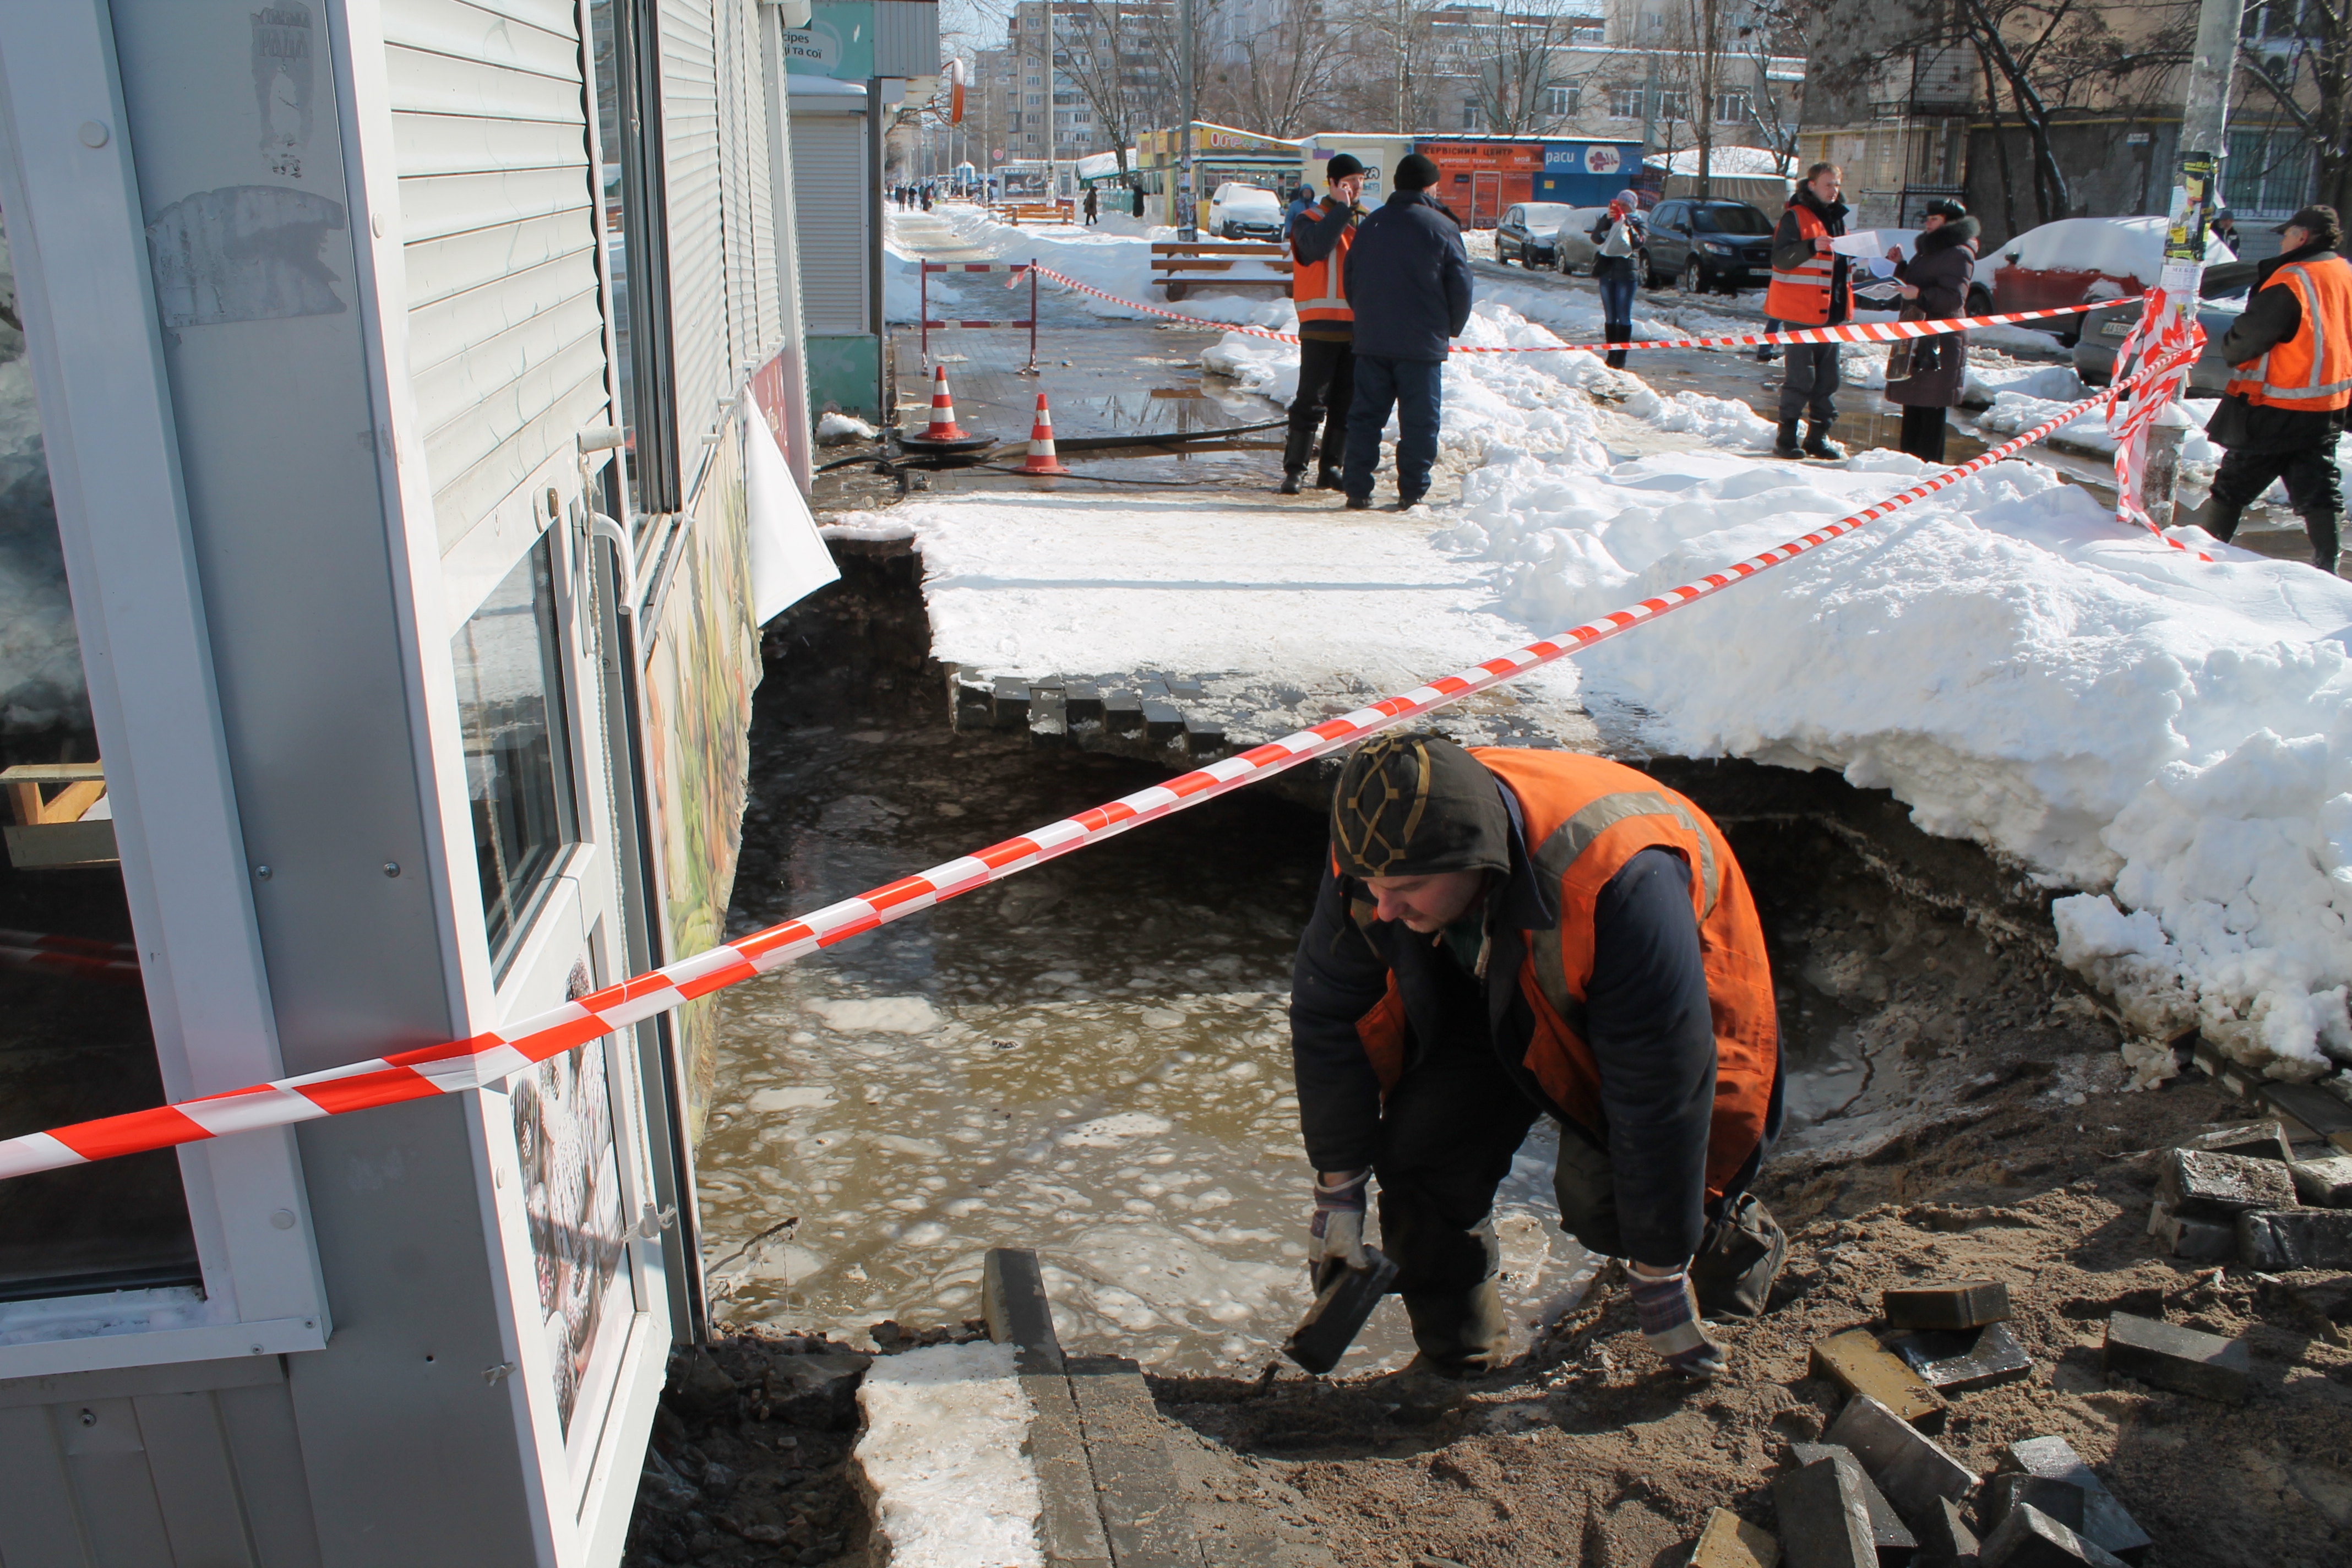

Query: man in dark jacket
[1766,164,1854,459]
[1280,155,1369,493]
[2201,205,2352,574]
[1337,154,1474,510]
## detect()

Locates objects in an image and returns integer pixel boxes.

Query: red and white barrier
[0,928,140,987]
[2101,282,2213,559]
[0,349,2195,1184]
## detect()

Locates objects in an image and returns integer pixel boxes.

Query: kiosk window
[453,537,577,967]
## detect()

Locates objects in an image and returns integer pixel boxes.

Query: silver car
[2073,260,2256,395]
[1548,207,1622,275]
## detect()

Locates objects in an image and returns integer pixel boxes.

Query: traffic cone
[919,364,969,441]
[1019,392,1070,475]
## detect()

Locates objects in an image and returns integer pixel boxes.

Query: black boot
[2205,500,2245,544]
[1279,422,1314,493]
[1604,319,1629,370]
[1316,464,1345,490]
[1802,421,1845,460]
[1278,470,1303,495]
[2306,510,2342,573]
[1772,421,1801,459]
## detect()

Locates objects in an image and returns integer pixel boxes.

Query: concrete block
[1137,678,1170,699]
[2002,1437,2150,1565]
[1063,682,1104,726]
[1917,1496,1980,1567]
[981,1247,1065,1372]
[1890,1322,2032,1393]
[2237,1206,2352,1270]
[1166,678,1204,698]
[1181,712,1226,756]
[1882,1281,2010,1331]
[1983,1475,2085,1533]
[2102,1311,2247,1401]
[955,680,994,731]
[1773,1456,1881,1568]
[1141,699,1184,741]
[2145,1199,2237,1261]
[1811,1330,1947,1425]
[990,677,1031,728]
[1104,689,1144,735]
[1825,1394,1978,1522]
[1977,1504,2127,1568]
[1067,1354,1205,1568]
[2288,1153,2352,1207]
[2155,1147,2297,1221]
[2255,1080,2352,1155]
[1788,1444,1916,1564]
[2181,1120,2293,1163]
[1691,1507,1783,1567]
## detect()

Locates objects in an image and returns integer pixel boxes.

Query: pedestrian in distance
[1083,183,1099,225]
[1882,199,1980,465]
[1278,155,1371,496]
[2201,204,2352,575]
[1766,162,1855,460]
[1291,734,1788,1391]
[1131,181,1145,219]
[1588,190,1646,369]
[1287,181,1318,228]
[1338,154,1473,511]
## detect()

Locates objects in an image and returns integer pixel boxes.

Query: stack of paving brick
[1690,1280,2170,1567]
[2143,1116,2352,1271]
[956,673,1231,764]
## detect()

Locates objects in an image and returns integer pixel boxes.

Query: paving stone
[2236,1207,2352,1270]
[1030,687,1069,748]
[1811,1330,1947,1425]
[1977,1503,2127,1567]
[2253,1080,2352,1156]
[2156,1147,2297,1221]
[2145,1199,2237,1261]
[1068,1354,1206,1568]
[1181,712,1226,756]
[2181,1121,2293,1163]
[1789,1444,1916,1564]
[1166,678,1204,698]
[1773,1455,1881,1568]
[981,1247,1064,1371]
[1104,689,1144,735]
[1141,699,1185,741]
[1917,1496,1980,1567]
[2288,1153,2352,1207]
[1890,1322,2032,1393]
[1063,682,1104,726]
[1824,1394,1978,1523]
[991,676,1032,728]
[955,680,994,730]
[2101,1311,2248,1401]
[2002,1438,2150,1566]
[1882,1281,2010,1331]
[1983,1475,2086,1533]
[1691,1507,1783,1567]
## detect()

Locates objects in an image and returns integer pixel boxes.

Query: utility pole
[1395,0,1411,134]
[1043,0,1057,201]
[2141,0,2246,527]
[1178,0,1196,237]
[1641,53,1658,156]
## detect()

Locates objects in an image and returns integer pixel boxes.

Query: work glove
[1308,1169,1370,1287]
[1628,1265,1726,1381]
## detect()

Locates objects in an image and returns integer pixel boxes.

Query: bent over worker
[1279,154,1369,494]
[1290,736,1787,1382]
[2201,204,2352,575]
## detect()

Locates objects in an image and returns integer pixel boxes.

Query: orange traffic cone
[919,364,970,441]
[1019,392,1070,475]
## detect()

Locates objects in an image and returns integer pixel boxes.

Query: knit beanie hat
[1393,154,1441,192]
[1330,734,1510,880]
[1325,152,1365,182]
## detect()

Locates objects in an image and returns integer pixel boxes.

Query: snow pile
[853,1341,1043,1568]
[816,412,878,446]
[1974,391,2220,462]
[1661,145,1792,178]
[1989,216,2236,287]
[1965,360,2086,406]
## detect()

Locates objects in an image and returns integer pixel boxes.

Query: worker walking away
[1280,155,1369,495]
[1589,191,1646,369]
[1766,162,1855,460]
[1291,736,1787,1389]
[1083,184,1099,225]
[1882,199,1979,464]
[2201,205,2352,575]
[1338,155,1473,511]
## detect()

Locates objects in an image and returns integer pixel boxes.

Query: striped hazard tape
[0,928,141,987]
[0,349,2197,1183]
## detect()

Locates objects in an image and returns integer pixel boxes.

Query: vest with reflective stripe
[1292,204,1355,324]
[1763,201,1849,328]
[1345,750,1779,1203]
[2224,257,2352,412]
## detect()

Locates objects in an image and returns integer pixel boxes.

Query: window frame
[597,0,682,519]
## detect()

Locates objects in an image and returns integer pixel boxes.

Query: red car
[1976,217,2237,343]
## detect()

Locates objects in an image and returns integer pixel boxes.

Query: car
[1496,203,1582,268]
[1548,206,1620,275]
[1208,182,1284,241]
[1975,216,2236,343]
[2072,259,2257,394]
[1640,199,1776,293]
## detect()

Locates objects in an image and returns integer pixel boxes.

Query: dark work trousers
[1898,404,1948,465]
[1594,257,1638,369]
[1778,340,1842,425]
[1342,354,1445,504]
[1550,1129,1787,1318]
[2209,443,2346,568]
[1283,336,1355,476]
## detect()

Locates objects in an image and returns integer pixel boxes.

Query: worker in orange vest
[1765,162,1856,461]
[1291,736,1787,1391]
[1280,154,1370,494]
[2201,204,2352,575]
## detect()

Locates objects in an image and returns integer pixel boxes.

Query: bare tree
[1227,0,1355,135]
[2236,0,2352,214]
[1462,0,1580,134]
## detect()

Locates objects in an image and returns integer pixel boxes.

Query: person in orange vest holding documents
[2202,205,2352,575]
[1280,154,1370,495]
[1765,162,1855,461]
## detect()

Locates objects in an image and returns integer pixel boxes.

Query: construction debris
[2155,1148,2297,1221]
[1787,1443,1916,1562]
[1823,1393,1978,1520]
[1881,1280,2011,1331]
[1690,1507,1783,1568]
[1977,1501,2128,1567]
[1771,1452,1880,1568]
[1890,1321,2033,1393]
[2234,1207,2352,1271]
[2177,1121,2294,1164]
[2100,1311,2249,1402]
[1810,1329,1947,1425]
[2000,1438,2151,1566]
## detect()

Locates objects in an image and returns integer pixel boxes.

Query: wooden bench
[1150,242,1293,302]
[999,201,1075,226]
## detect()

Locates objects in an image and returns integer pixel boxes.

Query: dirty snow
[853,1341,1043,1568]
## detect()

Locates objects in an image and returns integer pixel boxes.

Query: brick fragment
[1824,1394,1978,1523]
[2155,1147,2297,1221]
[2180,1120,2293,1163]
[1984,1474,2085,1533]
[1891,1322,2032,1393]
[1691,1507,1783,1568]
[1772,1456,1879,1568]
[2236,1207,2352,1270]
[2144,1199,2236,1261]
[1811,1330,1946,1425]
[1788,1444,1915,1563]
[1882,1280,2010,1331]
[2288,1153,2352,1207]
[2101,1311,2247,1402]
[2002,1437,2149,1565]
[1977,1503,2127,1567]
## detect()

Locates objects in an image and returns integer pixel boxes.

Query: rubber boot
[1772,421,1802,459]
[1401,1279,1511,1376]
[1278,470,1303,495]
[2203,499,2245,544]
[2304,509,2341,573]
[1604,319,1629,370]
[1802,421,1845,460]
[1278,423,1314,494]
[1316,464,1346,490]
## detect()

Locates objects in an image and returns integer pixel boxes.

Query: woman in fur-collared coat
[1883,200,1981,463]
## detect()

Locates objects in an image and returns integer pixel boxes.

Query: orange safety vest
[1763,200,1851,328]
[2224,256,2352,412]
[1292,203,1355,325]
[1347,750,1779,1202]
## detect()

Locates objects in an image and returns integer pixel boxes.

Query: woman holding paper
[1882,200,1980,464]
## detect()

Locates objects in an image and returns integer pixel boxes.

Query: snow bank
[1974,391,2220,462]
[853,1341,1042,1568]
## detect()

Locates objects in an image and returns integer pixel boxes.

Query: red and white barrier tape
[924,263,1033,274]
[920,319,1037,330]
[1021,265,2130,355]
[0,352,2194,1183]
[2102,284,2213,559]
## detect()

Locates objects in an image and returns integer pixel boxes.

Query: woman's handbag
[1883,302,1940,384]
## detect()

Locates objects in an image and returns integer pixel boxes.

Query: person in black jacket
[1337,154,1474,511]
[1882,200,1979,463]
[1280,155,1369,493]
